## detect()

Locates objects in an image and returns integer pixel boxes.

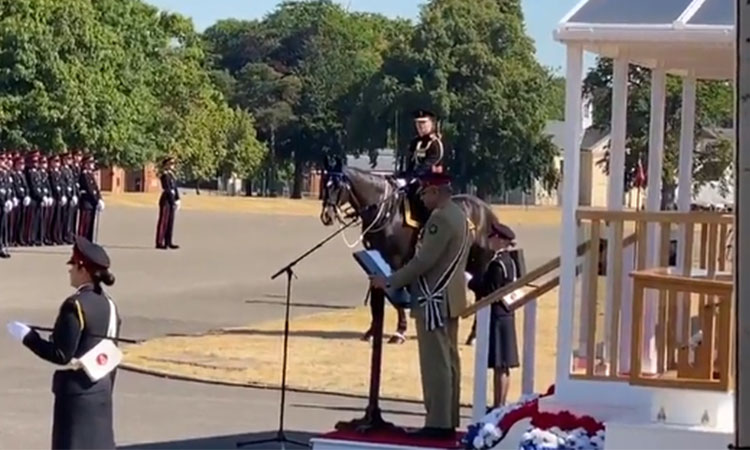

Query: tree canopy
[1,0,566,199]
[0,0,266,182]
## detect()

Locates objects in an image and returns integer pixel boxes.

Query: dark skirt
[52,391,115,449]
[488,314,519,370]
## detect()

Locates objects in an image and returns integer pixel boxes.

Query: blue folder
[352,250,411,308]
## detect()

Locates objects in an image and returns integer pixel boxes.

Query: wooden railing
[573,208,734,391]
[463,232,634,401]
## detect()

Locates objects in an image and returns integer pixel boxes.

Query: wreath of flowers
[462,385,606,450]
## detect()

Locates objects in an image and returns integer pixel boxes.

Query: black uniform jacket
[23,284,120,395]
[404,134,445,176]
[160,171,180,205]
[78,170,100,210]
[468,251,518,317]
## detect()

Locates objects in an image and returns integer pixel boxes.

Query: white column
[642,66,667,374]
[555,44,584,385]
[603,57,629,373]
[472,306,491,421]
[675,75,697,343]
[522,299,537,395]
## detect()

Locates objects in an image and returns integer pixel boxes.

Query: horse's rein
[331,176,399,249]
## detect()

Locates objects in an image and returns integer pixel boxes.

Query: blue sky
[146,0,593,73]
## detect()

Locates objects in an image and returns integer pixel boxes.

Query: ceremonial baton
[30,326,141,344]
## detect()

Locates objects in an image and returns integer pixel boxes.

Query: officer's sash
[69,297,122,382]
[416,220,471,331]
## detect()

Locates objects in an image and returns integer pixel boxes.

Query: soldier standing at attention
[26,152,46,246]
[155,156,180,250]
[11,154,30,246]
[6,236,120,449]
[77,155,104,242]
[370,172,470,440]
[0,153,12,258]
[48,154,67,245]
[468,223,520,408]
[61,153,77,244]
[70,151,83,237]
[39,155,54,245]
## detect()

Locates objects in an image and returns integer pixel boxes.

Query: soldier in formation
[0,149,103,259]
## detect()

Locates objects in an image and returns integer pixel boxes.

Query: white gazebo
[548,0,735,448]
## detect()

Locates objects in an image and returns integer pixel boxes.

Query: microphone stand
[236,217,359,449]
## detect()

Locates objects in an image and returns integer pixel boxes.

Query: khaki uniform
[389,200,470,428]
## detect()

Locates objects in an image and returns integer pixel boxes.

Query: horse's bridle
[322,171,397,236]
[322,172,361,222]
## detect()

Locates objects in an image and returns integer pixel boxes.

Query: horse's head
[320,156,355,226]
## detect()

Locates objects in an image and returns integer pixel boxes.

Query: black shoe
[406,427,456,440]
[0,251,11,259]
[155,244,166,249]
[167,244,180,249]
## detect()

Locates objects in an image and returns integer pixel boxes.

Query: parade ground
[0,194,561,449]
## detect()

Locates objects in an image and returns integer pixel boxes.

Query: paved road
[0,203,559,449]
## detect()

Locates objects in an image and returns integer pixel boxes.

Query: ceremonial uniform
[48,156,66,245]
[387,174,470,433]
[11,157,30,246]
[401,110,446,225]
[155,157,180,249]
[8,236,120,449]
[77,157,102,242]
[61,155,78,244]
[39,158,54,245]
[26,154,46,245]
[469,248,520,371]
[404,134,445,177]
[69,152,83,239]
[0,155,12,258]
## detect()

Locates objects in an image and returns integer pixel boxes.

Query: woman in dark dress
[6,235,120,449]
[468,222,520,407]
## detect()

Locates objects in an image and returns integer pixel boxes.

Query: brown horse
[319,159,501,343]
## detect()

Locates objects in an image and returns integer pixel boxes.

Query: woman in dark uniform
[6,235,120,449]
[468,222,520,408]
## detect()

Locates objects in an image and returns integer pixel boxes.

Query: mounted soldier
[399,109,446,226]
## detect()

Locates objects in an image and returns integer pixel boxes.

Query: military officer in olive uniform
[371,172,470,439]
[6,236,120,449]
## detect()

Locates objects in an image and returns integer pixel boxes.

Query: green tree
[203,0,399,198]
[350,0,558,197]
[583,57,733,206]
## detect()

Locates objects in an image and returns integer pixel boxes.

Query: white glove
[6,321,31,342]
[12,197,18,208]
[97,200,105,211]
[61,196,67,206]
[175,200,181,211]
[43,196,50,207]
[3,200,12,213]
[71,196,78,206]
[23,196,30,207]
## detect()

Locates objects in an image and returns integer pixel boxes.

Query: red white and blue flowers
[463,386,606,450]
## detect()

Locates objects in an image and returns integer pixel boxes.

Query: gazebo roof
[555,0,734,79]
